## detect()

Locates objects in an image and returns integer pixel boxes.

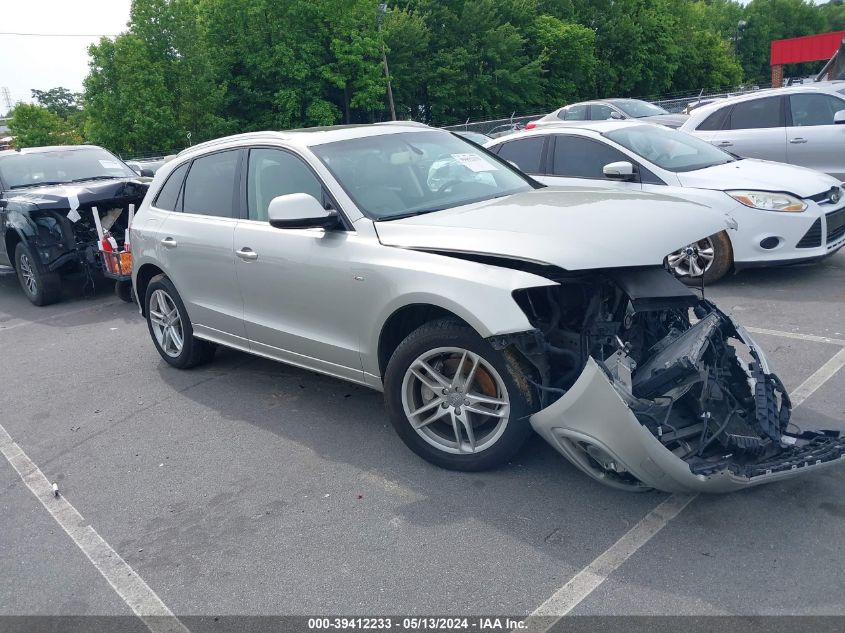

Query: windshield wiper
[375,208,445,222]
[69,175,123,183]
[9,181,69,189]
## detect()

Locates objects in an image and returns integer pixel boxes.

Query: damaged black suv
[0,145,149,305]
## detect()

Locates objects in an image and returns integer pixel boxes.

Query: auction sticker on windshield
[451,153,497,172]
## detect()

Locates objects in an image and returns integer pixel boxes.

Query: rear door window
[590,104,614,120]
[562,104,588,120]
[728,97,783,130]
[495,137,545,174]
[182,150,240,218]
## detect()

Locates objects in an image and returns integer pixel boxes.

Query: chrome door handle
[789,137,807,144]
[161,237,178,248]
[235,248,258,261]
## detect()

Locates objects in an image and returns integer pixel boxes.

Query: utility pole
[1,87,12,115]
[377,3,397,121]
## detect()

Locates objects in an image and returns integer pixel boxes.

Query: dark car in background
[0,145,148,305]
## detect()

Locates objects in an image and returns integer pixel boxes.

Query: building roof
[771,31,845,66]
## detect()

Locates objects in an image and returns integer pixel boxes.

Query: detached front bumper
[529,313,845,494]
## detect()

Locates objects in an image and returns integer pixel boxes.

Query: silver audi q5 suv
[132,123,845,493]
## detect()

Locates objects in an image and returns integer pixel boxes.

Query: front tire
[144,274,215,369]
[14,242,62,306]
[667,231,733,285]
[384,319,536,471]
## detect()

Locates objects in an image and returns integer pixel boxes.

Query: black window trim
[242,145,354,231]
[178,147,245,219]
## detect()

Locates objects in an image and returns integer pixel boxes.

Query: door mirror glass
[835,110,845,125]
[268,193,338,230]
[603,161,635,181]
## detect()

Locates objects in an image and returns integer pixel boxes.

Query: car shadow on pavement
[153,345,668,569]
[0,266,136,330]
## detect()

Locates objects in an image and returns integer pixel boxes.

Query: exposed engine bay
[497,266,845,492]
[3,180,147,282]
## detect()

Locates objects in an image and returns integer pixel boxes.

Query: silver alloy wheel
[149,289,184,358]
[19,253,37,296]
[667,237,715,277]
[401,347,511,455]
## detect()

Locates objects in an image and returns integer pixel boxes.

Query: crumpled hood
[374,188,729,271]
[676,159,842,198]
[3,178,148,212]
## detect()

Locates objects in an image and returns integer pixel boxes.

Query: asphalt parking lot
[1,254,844,627]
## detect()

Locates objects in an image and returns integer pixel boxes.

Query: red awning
[771,31,845,66]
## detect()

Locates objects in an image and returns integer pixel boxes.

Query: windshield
[0,147,137,189]
[610,99,669,118]
[311,130,534,220]
[604,124,735,172]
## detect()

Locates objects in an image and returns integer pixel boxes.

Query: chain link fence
[440,82,774,134]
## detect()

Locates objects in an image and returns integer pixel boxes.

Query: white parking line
[745,326,845,347]
[521,343,845,630]
[0,424,188,633]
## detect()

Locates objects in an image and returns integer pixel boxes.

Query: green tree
[7,103,82,148]
[30,87,81,119]
[740,0,827,83]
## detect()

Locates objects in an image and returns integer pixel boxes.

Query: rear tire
[144,274,215,369]
[668,231,733,286]
[384,318,536,471]
[14,242,62,306]
[115,280,133,303]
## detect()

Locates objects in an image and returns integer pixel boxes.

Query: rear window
[153,163,188,211]
[696,107,729,131]
[728,97,782,130]
[495,137,545,174]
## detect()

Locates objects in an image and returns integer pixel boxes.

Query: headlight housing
[727,190,807,212]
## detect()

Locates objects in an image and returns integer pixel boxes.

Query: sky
[0,0,132,108]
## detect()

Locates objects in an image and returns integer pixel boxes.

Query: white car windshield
[311,130,534,220]
[0,147,137,189]
[609,99,669,118]
[604,125,735,172]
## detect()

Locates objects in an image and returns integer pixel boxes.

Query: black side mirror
[0,199,7,209]
[140,168,155,177]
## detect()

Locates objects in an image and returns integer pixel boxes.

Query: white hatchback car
[487,121,845,283]
[680,82,845,180]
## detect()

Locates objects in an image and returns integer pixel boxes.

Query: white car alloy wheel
[401,347,511,454]
[148,289,185,358]
[667,237,715,278]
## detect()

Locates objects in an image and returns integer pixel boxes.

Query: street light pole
[378,3,397,121]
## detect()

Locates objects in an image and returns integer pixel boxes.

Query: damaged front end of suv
[495,266,845,493]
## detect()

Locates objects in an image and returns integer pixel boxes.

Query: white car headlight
[726,190,807,212]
